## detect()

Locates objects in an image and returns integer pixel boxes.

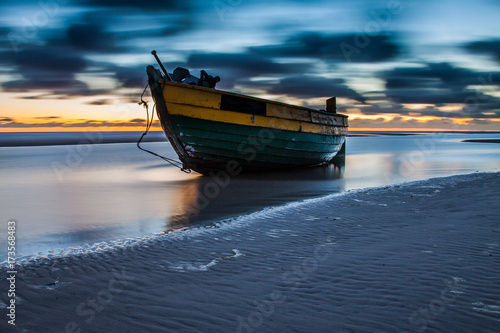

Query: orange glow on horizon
[0,126,163,133]
[347,128,499,132]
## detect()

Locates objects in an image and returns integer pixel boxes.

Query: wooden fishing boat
[146,52,348,175]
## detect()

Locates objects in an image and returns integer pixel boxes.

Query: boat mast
[151,50,173,82]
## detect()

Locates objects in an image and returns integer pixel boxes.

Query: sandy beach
[1,172,499,332]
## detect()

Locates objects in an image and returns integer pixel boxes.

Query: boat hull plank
[172,115,344,153]
[170,115,343,172]
[166,102,347,136]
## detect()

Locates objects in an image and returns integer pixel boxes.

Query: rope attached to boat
[137,84,191,173]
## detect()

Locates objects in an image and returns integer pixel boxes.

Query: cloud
[464,39,500,62]
[356,102,500,119]
[77,0,187,10]
[128,118,145,123]
[57,11,191,53]
[0,117,156,128]
[11,48,87,76]
[378,63,500,110]
[383,89,487,104]
[250,32,401,63]
[186,52,319,91]
[0,43,93,96]
[33,116,62,119]
[188,53,313,76]
[381,62,483,90]
[115,66,149,88]
[349,116,500,130]
[2,77,90,94]
[65,21,121,53]
[268,75,366,101]
[0,7,196,98]
[85,99,113,105]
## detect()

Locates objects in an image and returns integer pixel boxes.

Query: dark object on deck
[170,67,220,88]
[326,97,337,113]
[172,67,190,82]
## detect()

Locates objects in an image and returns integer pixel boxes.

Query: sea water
[0,132,499,261]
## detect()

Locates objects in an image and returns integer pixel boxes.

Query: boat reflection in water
[164,156,345,232]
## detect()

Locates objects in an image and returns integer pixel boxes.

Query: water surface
[0,132,499,260]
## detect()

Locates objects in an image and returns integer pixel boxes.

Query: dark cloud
[77,0,187,10]
[381,63,482,90]
[12,48,87,75]
[356,102,500,119]
[379,63,500,108]
[85,99,113,105]
[129,118,145,123]
[382,89,485,104]
[349,116,499,130]
[66,22,120,53]
[0,43,93,96]
[185,52,318,91]
[0,27,14,49]
[385,77,440,90]
[0,7,195,98]
[464,39,500,62]
[115,19,193,39]
[2,77,90,94]
[115,66,149,88]
[60,12,191,52]
[39,12,126,53]
[269,75,366,102]
[0,117,14,122]
[33,116,62,119]
[250,32,401,63]
[188,53,313,76]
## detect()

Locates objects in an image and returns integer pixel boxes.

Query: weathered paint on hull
[170,114,345,174]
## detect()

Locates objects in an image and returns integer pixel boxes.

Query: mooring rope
[137,83,191,173]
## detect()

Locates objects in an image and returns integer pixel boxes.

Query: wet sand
[1,172,499,332]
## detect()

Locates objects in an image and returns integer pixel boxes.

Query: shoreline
[1,172,499,332]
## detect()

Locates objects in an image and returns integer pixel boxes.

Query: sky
[0,0,499,132]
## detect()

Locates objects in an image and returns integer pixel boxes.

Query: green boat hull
[170,115,345,174]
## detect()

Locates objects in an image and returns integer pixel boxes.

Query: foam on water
[472,302,500,316]
[166,249,243,272]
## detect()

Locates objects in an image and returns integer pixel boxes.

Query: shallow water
[0,132,499,260]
